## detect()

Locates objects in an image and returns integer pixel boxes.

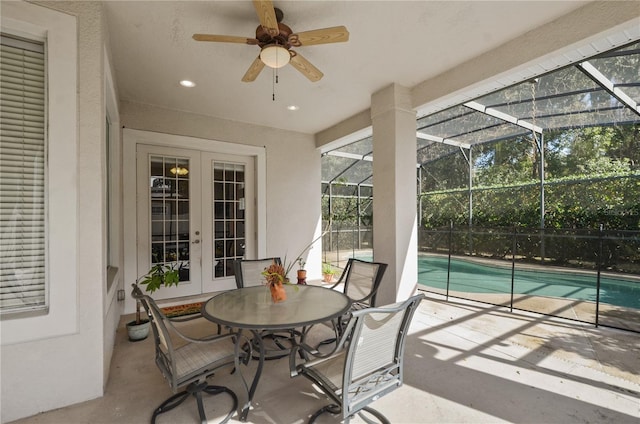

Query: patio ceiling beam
[325,150,373,162]
[416,132,471,149]
[464,101,544,134]
[323,150,373,185]
[578,61,640,117]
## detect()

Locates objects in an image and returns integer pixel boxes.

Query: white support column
[371,84,418,304]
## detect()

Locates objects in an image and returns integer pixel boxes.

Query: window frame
[0,33,47,315]
[1,1,78,344]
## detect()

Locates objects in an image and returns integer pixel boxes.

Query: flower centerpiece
[260,222,332,303]
[261,260,288,303]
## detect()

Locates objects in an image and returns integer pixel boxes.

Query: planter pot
[297,269,307,285]
[126,319,150,342]
[323,273,334,283]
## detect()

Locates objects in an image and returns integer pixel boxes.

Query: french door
[137,145,255,299]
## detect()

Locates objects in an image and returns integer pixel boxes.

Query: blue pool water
[418,255,640,309]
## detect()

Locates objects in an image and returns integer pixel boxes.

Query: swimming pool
[418,255,640,309]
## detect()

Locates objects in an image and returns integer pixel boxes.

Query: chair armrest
[327,273,346,290]
[167,312,224,334]
[164,318,237,345]
[167,312,204,323]
[179,329,252,364]
[289,324,352,378]
[289,341,324,377]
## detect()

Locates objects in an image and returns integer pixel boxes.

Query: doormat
[161,302,203,318]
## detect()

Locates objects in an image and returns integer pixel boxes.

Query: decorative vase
[269,282,287,303]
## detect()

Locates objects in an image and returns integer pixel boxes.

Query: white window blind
[0,34,47,314]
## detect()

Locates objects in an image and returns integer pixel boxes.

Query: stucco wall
[1,2,107,422]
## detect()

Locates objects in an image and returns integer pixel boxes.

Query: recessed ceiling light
[180,80,196,88]
[287,105,299,111]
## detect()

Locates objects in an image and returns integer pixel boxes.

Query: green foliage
[297,257,306,270]
[474,135,538,184]
[137,264,180,294]
[419,124,640,231]
[421,172,640,230]
[322,262,336,275]
[321,178,372,225]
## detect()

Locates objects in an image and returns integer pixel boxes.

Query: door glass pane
[149,156,190,281]
[212,162,245,278]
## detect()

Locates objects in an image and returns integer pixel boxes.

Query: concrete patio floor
[10,292,640,424]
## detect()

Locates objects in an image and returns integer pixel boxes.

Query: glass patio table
[202,284,351,421]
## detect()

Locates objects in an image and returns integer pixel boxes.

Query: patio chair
[330,258,388,310]
[319,258,388,346]
[233,257,295,360]
[131,285,250,424]
[290,293,424,423]
[233,257,282,288]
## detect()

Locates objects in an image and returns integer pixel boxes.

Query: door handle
[192,239,200,244]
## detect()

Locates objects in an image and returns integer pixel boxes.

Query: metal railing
[419,225,640,333]
[322,223,373,269]
[322,223,639,333]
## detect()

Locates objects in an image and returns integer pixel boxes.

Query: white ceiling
[105,1,591,135]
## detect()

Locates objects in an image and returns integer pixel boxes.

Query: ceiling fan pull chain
[272,67,276,101]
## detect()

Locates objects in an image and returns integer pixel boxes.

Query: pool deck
[432,290,640,333]
[10,291,639,424]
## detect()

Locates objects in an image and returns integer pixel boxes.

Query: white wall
[1,2,107,422]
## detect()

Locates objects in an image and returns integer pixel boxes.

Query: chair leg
[194,390,206,424]
[307,404,390,424]
[313,317,343,350]
[151,391,191,423]
[251,331,299,360]
[357,406,391,424]
[151,382,238,424]
[203,385,238,423]
[308,404,341,423]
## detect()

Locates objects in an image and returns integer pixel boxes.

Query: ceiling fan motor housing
[255,22,293,49]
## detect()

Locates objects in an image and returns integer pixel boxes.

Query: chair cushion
[302,350,347,394]
[174,340,236,381]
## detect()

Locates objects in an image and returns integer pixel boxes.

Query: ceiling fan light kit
[192,0,349,83]
[260,45,290,69]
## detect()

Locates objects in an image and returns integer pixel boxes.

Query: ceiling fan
[192,0,349,82]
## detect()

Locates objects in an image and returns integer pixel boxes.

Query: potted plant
[127,263,180,341]
[296,258,307,284]
[322,262,336,283]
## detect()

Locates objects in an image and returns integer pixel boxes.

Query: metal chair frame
[132,285,250,424]
[329,258,388,309]
[319,258,388,346]
[233,257,282,288]
[290,294,424,424]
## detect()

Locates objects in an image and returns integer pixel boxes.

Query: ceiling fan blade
[289,26,349,47]
[242,56,265,82]
[253,0,279,36]
[289,53,323,82]
[193,34,259,45]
